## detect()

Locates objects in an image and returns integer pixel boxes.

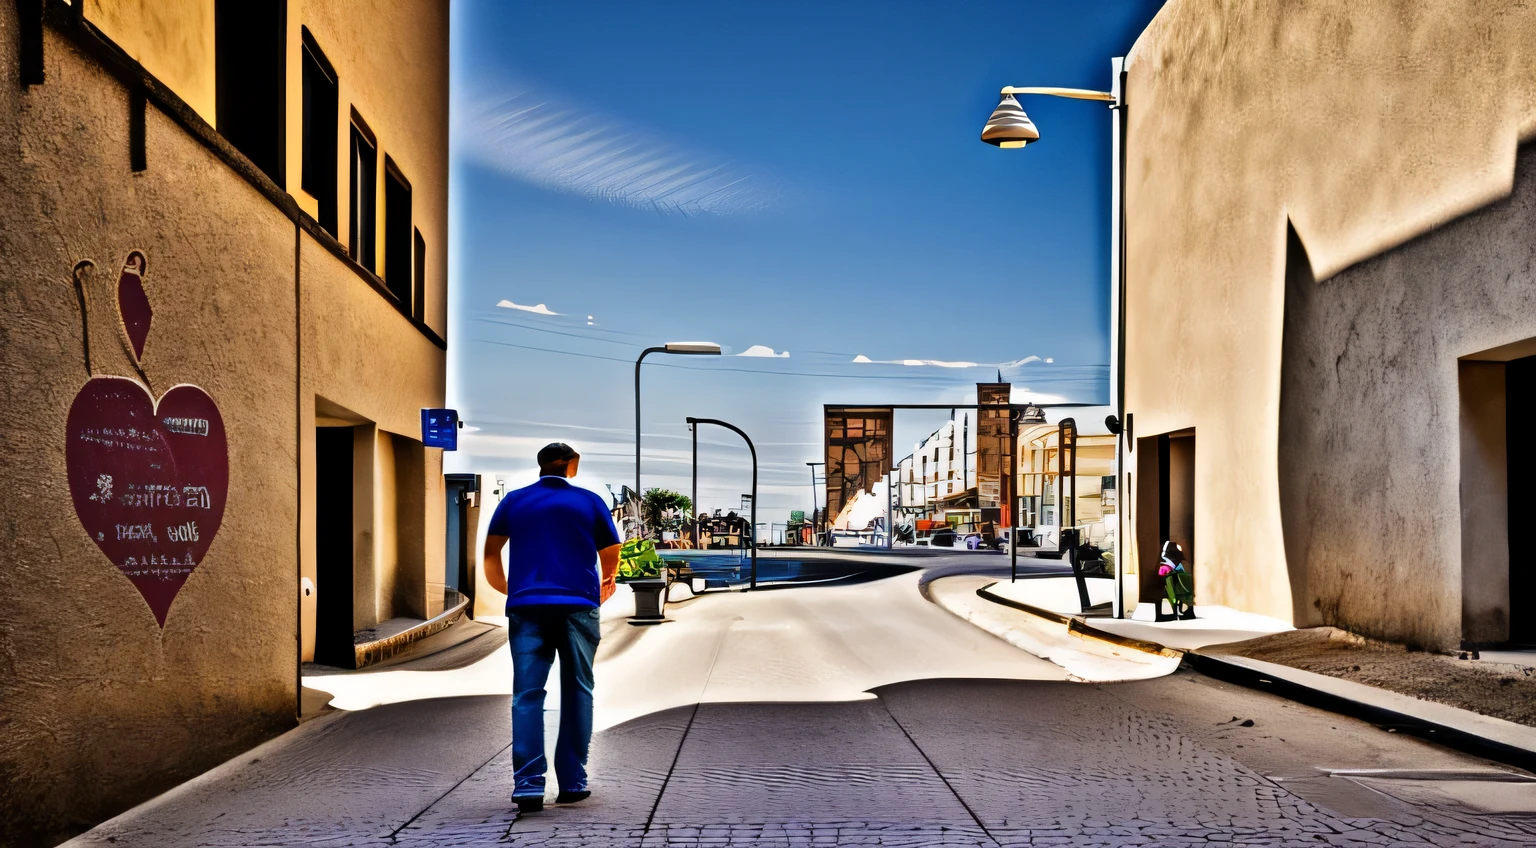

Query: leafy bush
[617,538,663,581]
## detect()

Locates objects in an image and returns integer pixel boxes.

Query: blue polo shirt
[487,476,622,609]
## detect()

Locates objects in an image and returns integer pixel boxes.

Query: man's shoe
[555,789,591,805]
[512,795,544,813]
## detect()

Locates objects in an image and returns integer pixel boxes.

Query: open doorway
[1508,357,1536,645]
[1135,429,1195,612]
[314,426,355,667]
[444,473,480,617]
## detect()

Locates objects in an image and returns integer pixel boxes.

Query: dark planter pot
[625,578,669,624]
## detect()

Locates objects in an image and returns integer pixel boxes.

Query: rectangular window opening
[349,118,377,271]
[413,228,426,321]
[215,0,286,184]
[384,157,412,306]
[301,28,338,235]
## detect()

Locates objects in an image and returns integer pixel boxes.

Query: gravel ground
[1206,627,1536,726]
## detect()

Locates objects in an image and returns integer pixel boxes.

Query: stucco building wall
[0,24,297,847]
[0,3,450,844]
[1278,145,1536,649]
[1123,0,1536,642]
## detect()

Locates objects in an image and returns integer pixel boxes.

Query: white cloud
[898,359,977,368]
[1001,356,1042,367]
[738,345,789,358]
[456,77,776,216]
[496,299,559,315]
[851,355,978,368]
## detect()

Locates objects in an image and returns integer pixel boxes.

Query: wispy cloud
[738,345,789,358]
[456,76,777,216]
[851,355,979,368]
[496,299,559,315]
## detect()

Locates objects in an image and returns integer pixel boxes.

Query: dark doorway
[314,426,355,667]
[215,0,286,184]
[444,473,480,617]
[1135,429,1196,607]
[1509,356,1536,644]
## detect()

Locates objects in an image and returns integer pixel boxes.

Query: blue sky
[446,0,1163,522]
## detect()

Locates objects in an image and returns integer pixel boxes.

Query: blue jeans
[508,605,601,798]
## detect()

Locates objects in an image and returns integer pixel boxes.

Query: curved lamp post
[635,342,721,530]
[982,61,1129,618]
[686,416,757,590]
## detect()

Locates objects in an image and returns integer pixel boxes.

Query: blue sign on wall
[421,408,459,450]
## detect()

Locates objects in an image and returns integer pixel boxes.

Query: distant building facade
[1122,0,1536,647]
[896,412,978,516]
[0,2,449,844]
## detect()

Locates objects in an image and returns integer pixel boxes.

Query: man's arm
[599,543,620,604]
[483,534,509,596]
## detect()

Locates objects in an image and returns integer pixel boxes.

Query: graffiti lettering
[166,521,199,543]
[90,474,114,503]
[181,486,211,509]
[116,523,157,542]
[119,483,182,508]
[76,428,160,453]
[162,417,209,437]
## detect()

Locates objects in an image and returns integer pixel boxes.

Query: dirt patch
[1206,627,1536,727]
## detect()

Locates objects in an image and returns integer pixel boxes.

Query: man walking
[483,442,622,813]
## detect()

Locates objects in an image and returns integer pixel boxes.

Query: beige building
[0,2,450,844]
[1121,0,1536,649]
[1016,417,1115,549]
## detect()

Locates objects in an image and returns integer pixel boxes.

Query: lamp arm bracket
[1001,86,1115,102]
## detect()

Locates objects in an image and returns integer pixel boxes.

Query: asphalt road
[67,562,1536,847]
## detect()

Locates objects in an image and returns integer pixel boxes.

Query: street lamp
[687,417,758,590]
[635,342,721,532]
[982,60,1130,618]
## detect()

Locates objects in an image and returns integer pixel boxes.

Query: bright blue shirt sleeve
[592,493,621,549]
[486,495,513,538]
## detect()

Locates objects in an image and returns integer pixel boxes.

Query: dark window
[383,157,412,305]
[215,0,286,184]
[349,119,377,271]
[413,228,426,320]
[301,29,338,235]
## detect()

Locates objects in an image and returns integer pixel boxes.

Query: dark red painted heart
[116,251,150,362]
[66,376,228,627]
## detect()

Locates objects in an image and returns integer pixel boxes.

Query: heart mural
[65,253,228,627]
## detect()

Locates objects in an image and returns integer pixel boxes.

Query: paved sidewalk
[950,572,1536,778]
[63,565,1536,847]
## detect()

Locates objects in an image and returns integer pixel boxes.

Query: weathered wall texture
[1278,145,1536,649]
[1124,0,1536,635]
[0,3,451,843]
[0,23,295,847]
[86,0,216,121]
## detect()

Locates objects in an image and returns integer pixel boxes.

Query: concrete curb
[965,582,1536,772]
[975,584,1183,660]
[925,577,1179,682]
[1184,651,1536,773]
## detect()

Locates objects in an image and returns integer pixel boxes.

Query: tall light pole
[635,342,721,535]
[688,417,758,590]
[981,58,1129,618]
[806,461,824,545]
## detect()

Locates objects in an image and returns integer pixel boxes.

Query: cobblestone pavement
[408,676,1536,847]
[67,566,1536,847]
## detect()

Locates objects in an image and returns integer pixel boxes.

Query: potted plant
[617,537,668,623]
